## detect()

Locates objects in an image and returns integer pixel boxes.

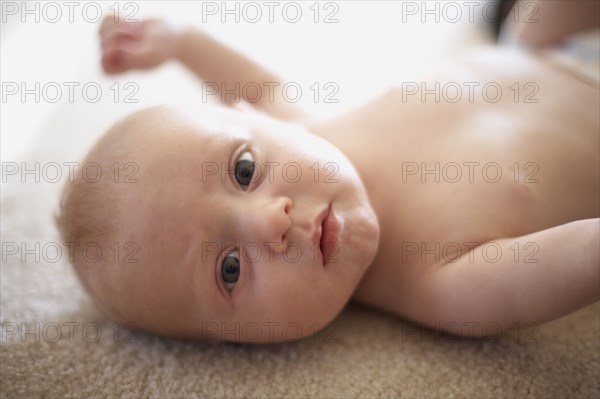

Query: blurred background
[1,0,493,170]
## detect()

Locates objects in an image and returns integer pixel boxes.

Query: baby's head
[57,105,380,343]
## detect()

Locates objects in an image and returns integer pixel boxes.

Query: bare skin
[96,1,599,339]
[315,48,599,333]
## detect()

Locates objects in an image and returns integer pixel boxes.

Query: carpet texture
[1,176,599,398]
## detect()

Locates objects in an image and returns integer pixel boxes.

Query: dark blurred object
[491,0,600,46]
[492,0,517,41]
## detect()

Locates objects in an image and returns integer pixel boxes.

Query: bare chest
[314,72,599,316]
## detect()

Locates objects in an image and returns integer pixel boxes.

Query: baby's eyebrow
[197,136,231,189]
[202,135,249,189]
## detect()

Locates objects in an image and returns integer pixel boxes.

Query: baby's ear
[232,101,256,113]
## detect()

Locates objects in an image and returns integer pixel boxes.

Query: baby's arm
[424,218,599,337]
[504,0,600,47]
[100,17,309,123]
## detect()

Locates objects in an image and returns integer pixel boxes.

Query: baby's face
[113,106,379,342]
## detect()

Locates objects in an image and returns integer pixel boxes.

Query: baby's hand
[99,17,182,74]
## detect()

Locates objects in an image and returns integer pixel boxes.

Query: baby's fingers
[101,43,141,74]
[100,21,144,74]
[99,15,139,35]
[101,46,128,74]
[100,25,140,49]
[99,17,173,74]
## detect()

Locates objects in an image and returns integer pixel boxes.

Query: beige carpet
[1,174,599,398]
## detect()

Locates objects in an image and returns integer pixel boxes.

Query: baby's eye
[234,150,255,190]
[221,250,240,291]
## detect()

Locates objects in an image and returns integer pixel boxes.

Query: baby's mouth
[312,206,328,264]
[319,205,341,266]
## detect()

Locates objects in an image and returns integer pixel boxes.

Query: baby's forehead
[118,105,265,201]
[145,107,253,149]
[128,119,241,201]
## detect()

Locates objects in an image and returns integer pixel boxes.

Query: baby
[57,0,599,343]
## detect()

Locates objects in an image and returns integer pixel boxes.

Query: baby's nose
[241,196,293,253]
